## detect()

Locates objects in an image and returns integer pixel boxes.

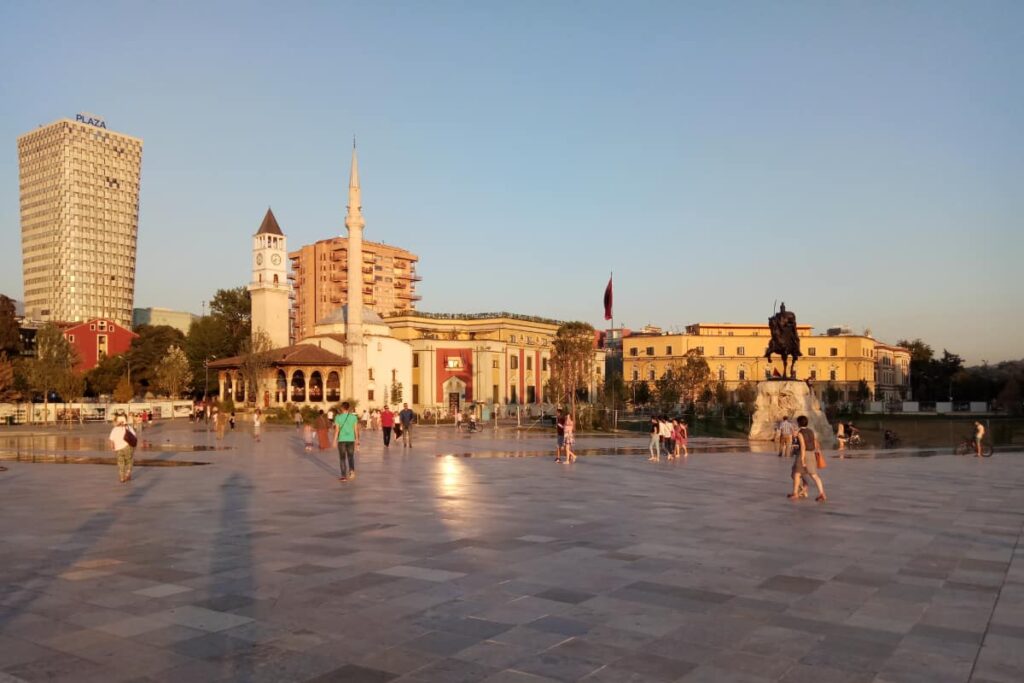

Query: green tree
[654,364,684,411]
[113,375,134,402]
[390,381,404,405]
[995,376,1021,415]
[736,381,757,413]
[602,371,627,411]
[854,379,871,405]
[238,330,274,404]
[155,345,193,398]
[55,371,87,422]
[0,294,21,355]
[550,322,596,419]
[824,382,840,407]
[714,381,730,407]
[126,325,186,394]
[632,380,651,407]
[210,287,252,353]
[0,352,18,400]
[26,324,79,423]
[185,315,234,397]
[85,353,126,396]
[678,349,711,403]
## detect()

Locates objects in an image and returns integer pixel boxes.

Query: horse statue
[764,302,801,379]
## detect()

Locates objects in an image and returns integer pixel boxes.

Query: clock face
[271,254,282,266]
[256,254,264,266]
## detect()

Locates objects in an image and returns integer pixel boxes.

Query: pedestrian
[253,409,262,443]
[679,419,689,457]
[555,408,566,462]
[229,412,236,430]
[454,410,463,432]
[779,416,795,459]
[563,412,577,463]
[293,409,302,430]
[836,421,846,452]
[333,401,360,481]
[108,414,136,484]
[788,415,826,502]
[648,416,660,461]
[380,405,395,447]
[303,420,314,452]
[315,409,331,450]
[658,416,673,459]
[399,403,415,447]
[670,418,688,459]
[974,421,986,457]
[370,409,380,431]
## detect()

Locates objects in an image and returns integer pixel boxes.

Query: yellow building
[384,312,606,414]
[623,322,909,402]
[18,114,143,327]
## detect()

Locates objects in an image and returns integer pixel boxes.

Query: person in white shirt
[779,417,795,460]
[253,409,262,443]
[974,421,986,457]
[108,414,135,483]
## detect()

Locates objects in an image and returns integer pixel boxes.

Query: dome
[319,305,385,326]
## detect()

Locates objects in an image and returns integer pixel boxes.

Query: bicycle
[954,437,993,457]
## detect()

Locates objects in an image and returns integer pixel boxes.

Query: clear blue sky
[1,1,1021,363]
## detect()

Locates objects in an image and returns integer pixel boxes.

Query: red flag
[603,276,613,321]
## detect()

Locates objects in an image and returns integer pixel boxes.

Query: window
[830,348,838,357]
[542,358,548,371]
[510,356,518,370]
[808,347,816,356]
[368,368,374,380]
[809,370,817,380]
[67,334,75,342]
[718,367,725,381]
[412,385,419,403]
[492,359,499,369]
[98,320,106,331]
[446,357,463,369]
[648,369,655,381]
[632,370,639,381]
[738,369,746,380]
[737,346,745,356]
[830,370,837,381]
[526,356,533,371]
[666,346,672,355]
[509,335,516,343]
[368,389,375,401]
[413,354,419,368]
[629,348,638,357]
[696,346,704,355]
[718,346,725,356]
[646,347,655,356]
[392,369,397,382]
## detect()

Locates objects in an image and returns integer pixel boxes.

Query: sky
[1,1,1021,364]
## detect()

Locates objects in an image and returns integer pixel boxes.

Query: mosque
[209,146,605,416]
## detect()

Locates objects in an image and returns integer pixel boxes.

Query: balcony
[362,266,373,274]
[330,252,345,262]
[330,273,345,282]
[330,294,342,303]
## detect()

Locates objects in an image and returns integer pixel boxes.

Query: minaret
[344,141,368,404]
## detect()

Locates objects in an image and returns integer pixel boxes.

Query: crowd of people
[646,415,689,461]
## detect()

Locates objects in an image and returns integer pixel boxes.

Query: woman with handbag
[788,415,827,502]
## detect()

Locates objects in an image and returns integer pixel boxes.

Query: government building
[623,323,911,402]
[17,114,143,327]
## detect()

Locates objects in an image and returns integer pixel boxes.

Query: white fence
[0,401,195,425]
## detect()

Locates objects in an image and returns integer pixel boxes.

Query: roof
[257,208,283,236]
[319,305,385,326]
[207,343,350,369]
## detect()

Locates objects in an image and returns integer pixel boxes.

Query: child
[303,421,314,452]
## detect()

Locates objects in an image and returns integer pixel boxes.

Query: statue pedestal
[749,380,832,443]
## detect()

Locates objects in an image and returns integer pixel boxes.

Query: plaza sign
[75,113,107,129]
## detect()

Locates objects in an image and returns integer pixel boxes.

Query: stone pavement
[0,421,1022,682]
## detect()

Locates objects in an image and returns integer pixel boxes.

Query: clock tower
[248,208,291,349]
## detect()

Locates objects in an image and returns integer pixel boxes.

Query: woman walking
[315,410,331,450]
[671,418,688,459]
[252,409,263,443]
[648,416,660,461]
[789,415,826,502]
[563,412,577,463]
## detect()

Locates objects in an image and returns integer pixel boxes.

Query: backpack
[124,426,138,448]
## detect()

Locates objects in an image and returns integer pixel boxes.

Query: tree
[210,287,252,353]
[995,376,1021,415]
[113,375,134,403]
[126,325,186,394]
[632,380,651,407]
[0,294,21,355]
[602,371,627,411]
[55,371,86,422]
[854,379,871,405]
[155,345,193,398]
[85,353,127,397]
[653,364,684,411]
[736,381,757,413]
[0,352,17,401]
[549,322,596,419]
[714,381,730,407]
[238,330,274,405]
[25,324,79,423]
[824,382,840,407]
[678,349,711,403]
[390,382,403,405]
[185,315,234,397]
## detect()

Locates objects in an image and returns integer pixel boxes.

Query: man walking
[108,414,136,484]
[380,405,395,447]
[332,401,360,481]
[399,403,415,448]
[779,416,795,459]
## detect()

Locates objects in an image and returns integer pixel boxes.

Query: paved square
[1,421,1021,682]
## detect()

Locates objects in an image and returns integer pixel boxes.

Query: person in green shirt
[332,401,360,481]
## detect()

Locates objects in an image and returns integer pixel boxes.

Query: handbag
[124,426,138,448]
[815,451,827,469]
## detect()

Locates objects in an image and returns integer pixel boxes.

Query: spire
[345,139,365,231]
[257,207,283,235]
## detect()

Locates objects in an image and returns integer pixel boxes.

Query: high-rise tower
[344,143,369,404]
[248,208,291,349]
[17,114,143,326]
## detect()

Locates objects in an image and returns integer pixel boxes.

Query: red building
[63,318,137,372]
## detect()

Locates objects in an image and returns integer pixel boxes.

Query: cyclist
[974,421,986,457]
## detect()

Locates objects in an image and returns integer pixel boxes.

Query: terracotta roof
[207,343,350,369]
[257,208,283,236]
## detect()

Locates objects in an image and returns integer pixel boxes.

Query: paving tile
[377,566,467,582]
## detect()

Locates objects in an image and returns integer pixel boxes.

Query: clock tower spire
[248,207,291,349]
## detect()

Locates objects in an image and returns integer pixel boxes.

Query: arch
[276,370,287,403]
[291,370,306,402]
[273,274,279,284]
[309,371,324,402]
[326,371,341,402]
[234,374,246,402]
[223,375,233,402]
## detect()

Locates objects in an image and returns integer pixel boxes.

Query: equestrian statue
[764,302,801,379]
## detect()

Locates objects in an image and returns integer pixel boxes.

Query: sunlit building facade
[17,114,143,327]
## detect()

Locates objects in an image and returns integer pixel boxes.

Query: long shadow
[0,476,161,629]
[207,472,256,679]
